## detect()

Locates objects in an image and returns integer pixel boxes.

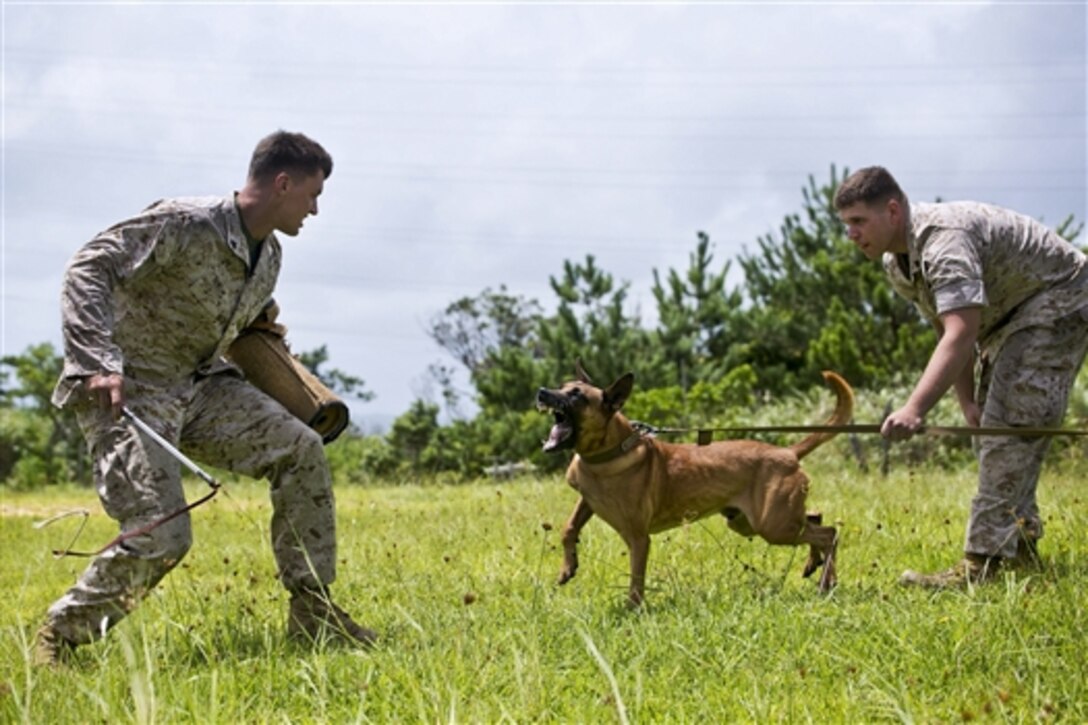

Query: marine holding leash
[34,131,377,667]
[835,166,1088,589]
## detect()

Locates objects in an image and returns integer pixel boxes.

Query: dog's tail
[790,371,855,460]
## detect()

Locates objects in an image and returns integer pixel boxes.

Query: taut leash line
[632,422,1088,439]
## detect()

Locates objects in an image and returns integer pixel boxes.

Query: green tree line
[4,168,1084,486]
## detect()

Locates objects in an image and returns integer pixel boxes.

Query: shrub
[0,408,71,489]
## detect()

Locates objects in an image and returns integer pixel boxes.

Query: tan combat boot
[287,587,378,648]
[32,623,76,668]
[898,553,1002,589]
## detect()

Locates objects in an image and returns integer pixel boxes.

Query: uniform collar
[227,193,280,271]
[899,202,925,280]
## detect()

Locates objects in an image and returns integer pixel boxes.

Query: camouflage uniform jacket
[883,201,1088,354]
[53,195,281,407]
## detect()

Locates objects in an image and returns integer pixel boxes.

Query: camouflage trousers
[46,373,337,645]
[969,306,1088,558]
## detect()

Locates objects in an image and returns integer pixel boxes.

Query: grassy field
[2,455,1087,723]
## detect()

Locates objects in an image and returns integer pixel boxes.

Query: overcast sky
[3,1,1085,429]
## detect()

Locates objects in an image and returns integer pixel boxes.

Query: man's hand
[881,405,924,441]
[959,399,982,428]
[87,373,125,418]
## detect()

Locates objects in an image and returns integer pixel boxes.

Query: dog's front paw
[557,558,578,586]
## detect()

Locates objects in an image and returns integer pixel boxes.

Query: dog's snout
[537,388,559,409]
[537,387,560,402]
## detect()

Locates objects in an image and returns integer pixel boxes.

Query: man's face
[838,199,901,260]
[274,171,325,236]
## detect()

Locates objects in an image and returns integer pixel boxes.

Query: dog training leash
[44,407,221,558]
[631,421,1088,442]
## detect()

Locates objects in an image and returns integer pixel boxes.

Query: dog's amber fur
[537,364,854,606]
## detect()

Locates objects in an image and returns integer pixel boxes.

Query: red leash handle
[52,486,220,558]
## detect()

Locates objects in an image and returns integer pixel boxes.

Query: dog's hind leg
[797,520,838,592]
[801,512,824,577]
[750,473,838,591]
[558,497,594,586]
[819,529,838,592]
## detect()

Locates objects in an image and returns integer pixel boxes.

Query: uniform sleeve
[921,229,987,315]
[53,206,185,405]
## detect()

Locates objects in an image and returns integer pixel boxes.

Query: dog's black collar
[579,431,644,465]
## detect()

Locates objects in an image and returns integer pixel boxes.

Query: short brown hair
[248,130,333,182]
[834,166,905,210]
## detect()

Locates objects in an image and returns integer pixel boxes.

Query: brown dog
[537,363,854,606]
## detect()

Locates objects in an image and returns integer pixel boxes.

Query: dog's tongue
[543,424,569,452]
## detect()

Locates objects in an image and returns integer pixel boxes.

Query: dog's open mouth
[537,390,575,453]
[543,409,574,453]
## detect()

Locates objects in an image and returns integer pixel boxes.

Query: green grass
[2,455,1087,723]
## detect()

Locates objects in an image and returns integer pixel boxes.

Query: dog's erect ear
[603,372,635,412]
[575,358,593,385]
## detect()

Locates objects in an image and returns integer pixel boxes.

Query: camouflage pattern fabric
[884,201,1088,356]
[53,196,280,407]
[968,307,1088,558]
[883,200,1088,559]
[46,196,338,645]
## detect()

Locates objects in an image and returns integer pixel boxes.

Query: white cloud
[3,2,1084,424]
